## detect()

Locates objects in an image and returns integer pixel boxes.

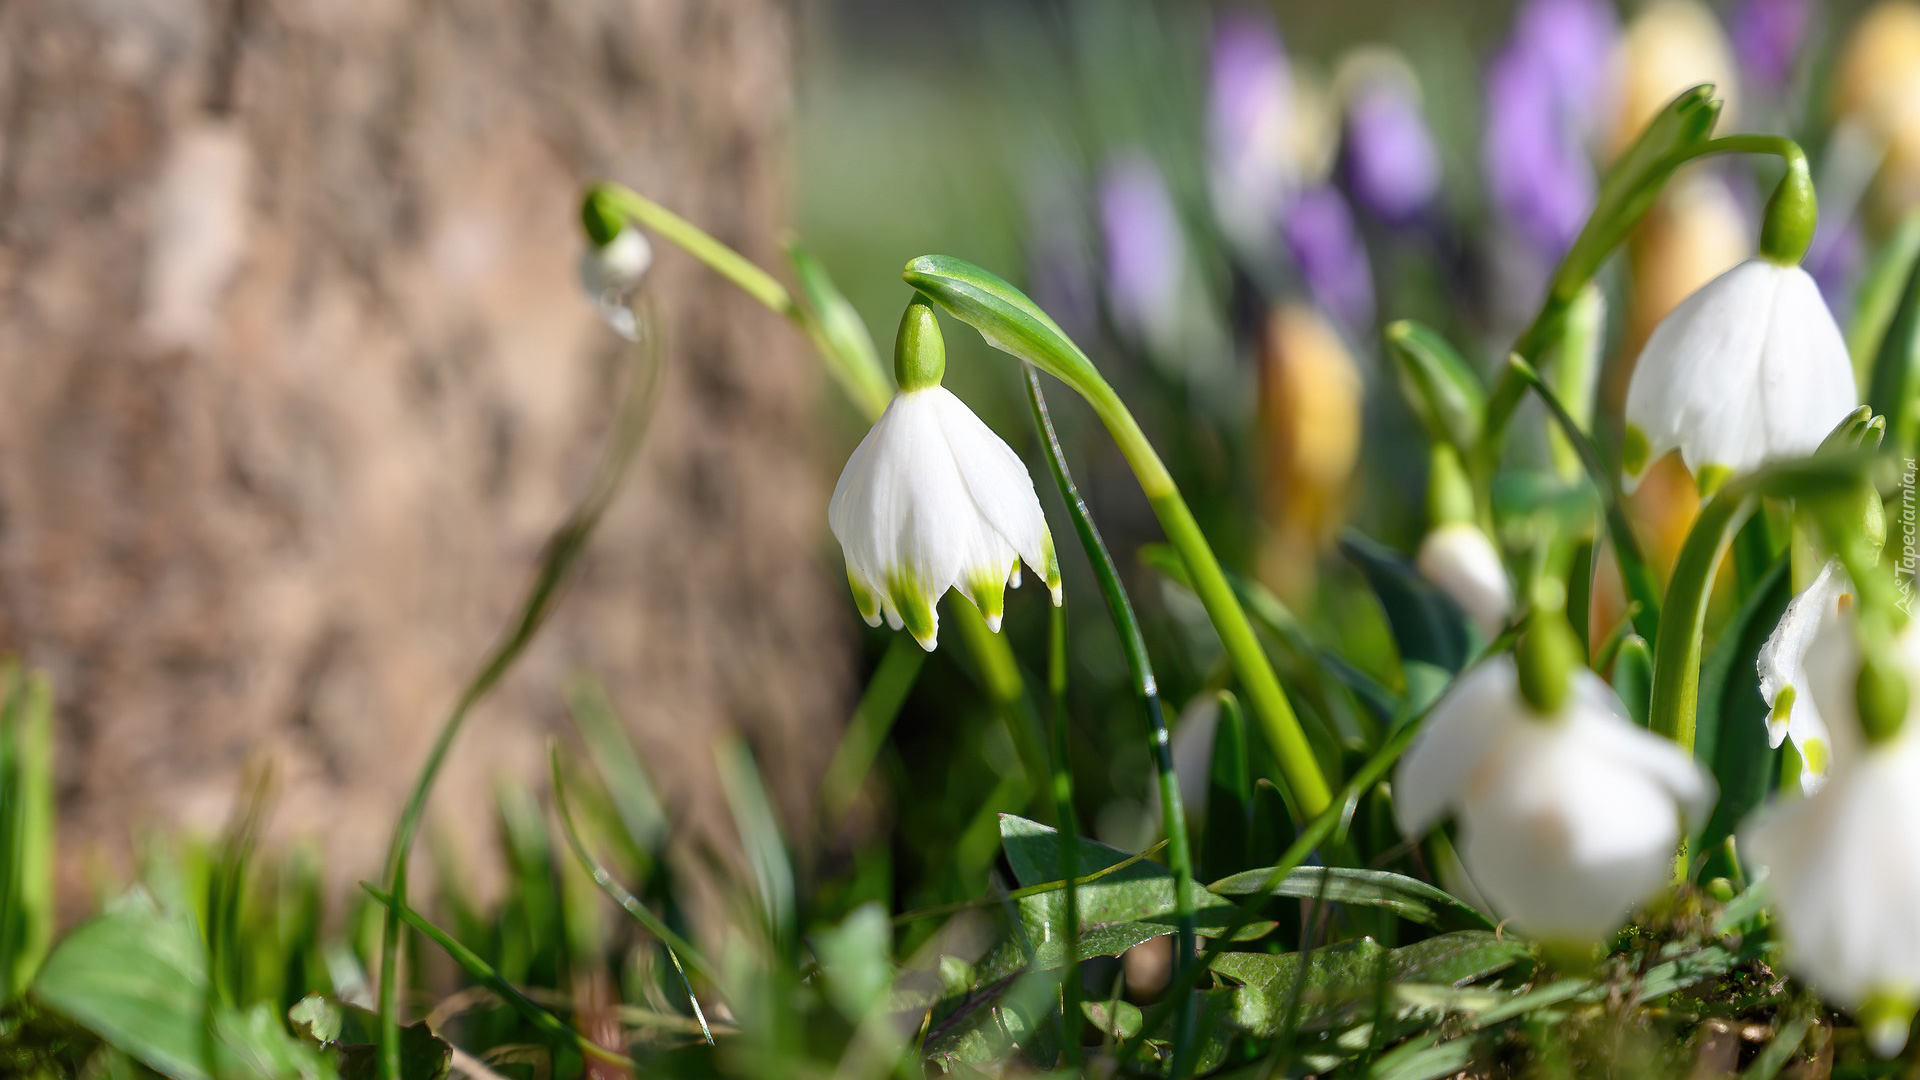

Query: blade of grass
[375,296,665,1079]
[547,744,714,1044]
[362,885,639,1071]
[0,664,54,1003]
[822,636,928,823]
[1023,366,1196,1071]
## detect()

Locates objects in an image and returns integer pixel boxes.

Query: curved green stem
[586,183,1045,797]
[1509,356,1663,642]
[1025,368,1196,1067]
[1080,379,1330,818]
[1649,488,1754,758]
[376,308,666,1079]
[906,255,1332,819]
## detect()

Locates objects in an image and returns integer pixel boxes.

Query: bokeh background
[3,0,1914,920]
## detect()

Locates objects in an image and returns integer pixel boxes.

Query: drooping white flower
[1758,560,1856,792]
[1394,657,1714,942]
[829,386,1060,652]
[1622,258,1858,490]
[579,226,654,342]
[1416,523,1514,641]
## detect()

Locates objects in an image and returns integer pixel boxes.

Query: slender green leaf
[1867,230,1920,457]
[1385,320,1486,452]
[1207,867,1495,931]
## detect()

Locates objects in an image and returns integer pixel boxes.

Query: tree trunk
[0,0,845,892]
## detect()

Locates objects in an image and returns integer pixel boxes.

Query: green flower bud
[1759,153,1817,267]
[893,294,946,392]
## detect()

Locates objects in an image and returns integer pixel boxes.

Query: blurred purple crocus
[1100,152,1187,348]
[1484,46,1598,258]
[1207,8,1295,255]
[1340,69,1442,224]
[1729,0,1810,91]
[1483,0,1618,260]
[1282,185,1375,331]
[1509,0,1619,125]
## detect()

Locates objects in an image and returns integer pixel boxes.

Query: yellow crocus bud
[1257,303,1362,603]
[1834,2,1920,221]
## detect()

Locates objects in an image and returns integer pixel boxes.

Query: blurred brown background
[0,0,848,892]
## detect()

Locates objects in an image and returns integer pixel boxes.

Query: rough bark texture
[0,0,845,893]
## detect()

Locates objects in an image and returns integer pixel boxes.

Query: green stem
[1649,488,1755,758]
[588,184,1043,799]
[1078,384,1331,817]
[901,255,1332,819]
[1045,600,1081,1068]
[589,183,794,316]
[1025,369,1196,1068]
[821,636,928,822]
[375,304,665,1080]
[1510,356,1663,643]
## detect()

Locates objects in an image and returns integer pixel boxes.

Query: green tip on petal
[1695,464,1734,498]
[847,567,883,628]
[965,567,1009,633]
[1621,424,1651,481]
[888,572,940,652]
[1859,992,1918,1057]
[1042,534,1063,606]
[1801,736,1829,778]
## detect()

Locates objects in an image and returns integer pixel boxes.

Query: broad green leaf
[979,816,1272,981]
[290,995,452,1080]
[1385,321,1486,453]
[1694,559,1790,876]
[1080,999,1143,1041]
[810,902,894,1022]
[1207,867,1495,931]
[1202,692,1253,882]
[33,893,213,1080]
[1610,635,1654,728]
[34,892,334,1080]
[1208,931,1527,1037]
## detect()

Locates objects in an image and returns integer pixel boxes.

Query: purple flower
[1510,0,1620,123]
[1340,70,1442,223]
[1207,8,1295,253]
[1100,152,1187,345]
[1729,0,1810,90]
[1482,0,1617,260]
[1807,217,1863,319]
[1282,185,1375,330]
[1484,45,1598,258]
[1022,176,1100,345]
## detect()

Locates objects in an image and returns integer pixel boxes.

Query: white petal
[1759,561,1852,788]
[1623,260,1858,485]
[1457,722,1683,942]
[1416,524,1513,641]
[1392,658,1526,836]
[1743,729,1920,1010]
[1755,268,1860,460]
[926,387,1055,587]
[1562,676,1717,827]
